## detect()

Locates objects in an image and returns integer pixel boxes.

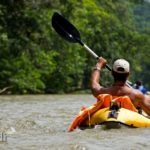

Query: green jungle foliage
[0,0,150,94]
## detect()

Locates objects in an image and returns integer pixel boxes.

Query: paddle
[51,12,132,87]
[52,12,111,71]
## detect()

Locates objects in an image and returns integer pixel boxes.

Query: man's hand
[96,57,107,69]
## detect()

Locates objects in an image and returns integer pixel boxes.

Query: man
[134,80,147,94]
[91,57,150,116]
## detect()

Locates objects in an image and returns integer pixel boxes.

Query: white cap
[112,59,130,73]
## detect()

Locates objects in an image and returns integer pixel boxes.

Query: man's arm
[135,91,150,116]
[90,57,107,97]
[141,95,150,116]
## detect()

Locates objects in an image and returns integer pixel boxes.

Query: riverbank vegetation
[0,0,150,94]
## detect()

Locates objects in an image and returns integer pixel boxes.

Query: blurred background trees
[0,0,149,94]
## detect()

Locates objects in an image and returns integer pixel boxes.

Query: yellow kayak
[68,94,150,131]
[83,107,150,128]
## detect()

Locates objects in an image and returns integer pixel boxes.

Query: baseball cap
[112,59,130,73]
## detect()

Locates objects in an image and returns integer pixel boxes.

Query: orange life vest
[97,94,137,112]
[68,94,137,132]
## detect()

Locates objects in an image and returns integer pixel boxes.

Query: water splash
[6,127,16,135]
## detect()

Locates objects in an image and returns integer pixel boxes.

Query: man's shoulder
[131,88,144,99]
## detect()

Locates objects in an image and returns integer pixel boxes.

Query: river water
[0,94,150,150]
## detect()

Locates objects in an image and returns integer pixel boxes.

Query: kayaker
[91,57,150,116]
[133,80,148,94]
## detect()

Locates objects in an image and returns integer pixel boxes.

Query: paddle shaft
[78,40,111,71]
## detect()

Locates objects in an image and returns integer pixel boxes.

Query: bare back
[93,85,142,105]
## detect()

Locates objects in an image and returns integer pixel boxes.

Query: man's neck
[113,81,126,86]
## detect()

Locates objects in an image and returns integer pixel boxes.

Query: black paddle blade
[52,12,82,44]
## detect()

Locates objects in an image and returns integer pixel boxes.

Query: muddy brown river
[0,94,150,150]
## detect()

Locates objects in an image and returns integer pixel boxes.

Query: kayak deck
[82,107,150,128]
